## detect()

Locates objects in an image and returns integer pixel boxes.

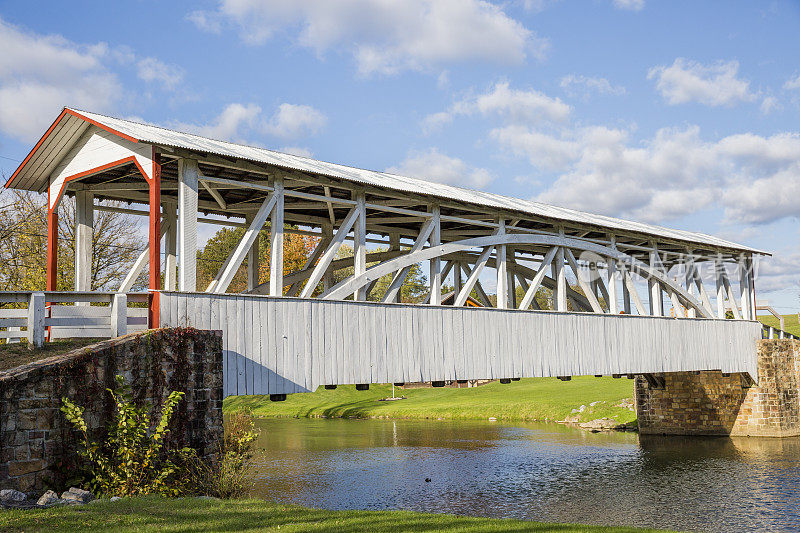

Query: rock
[60,487,94,504]
[578,418,625,431]
[36,490,59,506]
[0,489,26,502]
[616,398,635,411]
[488,417,497,421]
[110,496,122,502]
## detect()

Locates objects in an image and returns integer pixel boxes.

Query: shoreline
[0,495,670,532]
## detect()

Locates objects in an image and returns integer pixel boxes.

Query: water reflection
[250,418,800,532]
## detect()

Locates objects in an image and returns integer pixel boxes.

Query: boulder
[36,490,60,506]
[0,489,26,502]
[578,418,626,432]
[60,487,94,504]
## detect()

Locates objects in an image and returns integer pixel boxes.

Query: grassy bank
[225,376,637,424]
[0,496,669,532]
[758,313,800,337]
[0,338,100,372]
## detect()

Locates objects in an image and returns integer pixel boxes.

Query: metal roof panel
[5,108,767,255]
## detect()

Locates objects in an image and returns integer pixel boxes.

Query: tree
[196,225,318,294]
[0,190,142,291]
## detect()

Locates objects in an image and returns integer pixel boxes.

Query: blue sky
[0,0,798,309]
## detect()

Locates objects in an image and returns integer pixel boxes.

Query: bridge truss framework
[3,108,768,394]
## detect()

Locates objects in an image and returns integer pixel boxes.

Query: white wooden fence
[762,325,799,340]
[160,291,763,398]
[0,292,149,347]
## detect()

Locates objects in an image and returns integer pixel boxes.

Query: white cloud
[186,10,223,34]
[760,96,780,114]
[173,102,327,143]
[190,0,545,76]
[0,18,120,142]
[263,103,327,139]
[136,57,184,90]
[0,18,188,143]
[527,126,800,224]
[279,146,314,158]
[648,58,756,107]
[723,165,800,224]
[423,81,570,133]
[560,74,626,99]
[784,74,800,91]
[490,124,577,171]
[532,126,721,222]
[386,148,494,188]
[754,251,800,293]
[613,0,644,10]
[174,103,262,141]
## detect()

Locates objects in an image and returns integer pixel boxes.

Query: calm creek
[250,418,800,532]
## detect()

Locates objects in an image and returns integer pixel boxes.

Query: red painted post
[148,149,161,328]
[46,199,57,291]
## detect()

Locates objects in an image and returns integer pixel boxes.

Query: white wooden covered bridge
[3,108,767,397]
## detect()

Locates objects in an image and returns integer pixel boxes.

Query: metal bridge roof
[5,107,764,254]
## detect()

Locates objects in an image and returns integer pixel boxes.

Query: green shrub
[61,375,194,497]
[188,409,260,498]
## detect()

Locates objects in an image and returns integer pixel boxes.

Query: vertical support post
[496,219,507,309]
[747,254,757,322]
[429,205,441,305]
[46,191,58,292]
[178,158,199,292]
[608,236,619,314]
[715,254,726,319]
[685,249,696,318]
[353,191,367,301]
[323,224,335,293]
[148,149,161,328]
[246,212,261,291]
[74,190,93,297]
[164,203,177,291]
[507,247,517,309]
[388,232,401,302]
[555,228,567,312]
[111,293,127,338]
[453,262,462,295]
[269,178,285,296]
[648,243,664,316]
[27,292,45,348]
[738,254,752,320]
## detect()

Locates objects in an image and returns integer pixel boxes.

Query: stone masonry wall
[636,339,800,436]
[0,328,223,493]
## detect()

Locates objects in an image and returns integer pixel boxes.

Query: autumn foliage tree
[196,225,318,294]
[0,190,142,291]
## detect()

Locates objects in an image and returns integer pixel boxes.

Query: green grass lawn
[758,313,800,337]
[225,376,637,425]
[0,496,670,532]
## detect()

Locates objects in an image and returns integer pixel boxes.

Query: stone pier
[635,339,800,436]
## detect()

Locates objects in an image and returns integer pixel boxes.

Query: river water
[250,418,800,532]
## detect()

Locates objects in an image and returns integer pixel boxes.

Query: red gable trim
[4,107,138,189]
[65,109,138,144]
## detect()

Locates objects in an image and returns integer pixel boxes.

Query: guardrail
[0,292,149,348]
[762,325,799,341]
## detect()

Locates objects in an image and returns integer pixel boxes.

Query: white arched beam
[322,233,713,318]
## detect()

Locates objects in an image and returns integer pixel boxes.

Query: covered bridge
[3,108,765,396]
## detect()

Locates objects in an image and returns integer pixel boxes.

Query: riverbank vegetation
[0,495,670,532]
[224,376,637,425]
